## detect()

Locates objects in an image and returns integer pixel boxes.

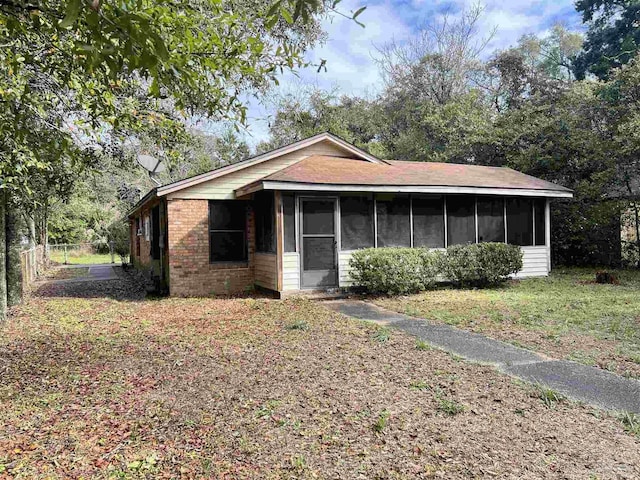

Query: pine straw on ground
[1,278,639,479]
[374,269,640,380]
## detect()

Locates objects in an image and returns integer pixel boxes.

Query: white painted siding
[282,253,300,290]
[167,141,356,200]
[338,250,356,288]
[515,246,549,278]
[255,253,277,290]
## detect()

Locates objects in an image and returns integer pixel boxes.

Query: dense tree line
[260,2,640,268]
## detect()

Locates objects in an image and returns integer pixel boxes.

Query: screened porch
[248,191,551,293]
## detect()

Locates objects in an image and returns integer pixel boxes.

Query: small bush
[440,243,523,287]
[107,219,130,263]
[349,247,440,295]
[349,243,522,294]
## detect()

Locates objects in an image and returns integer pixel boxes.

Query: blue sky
[212,0,584,148]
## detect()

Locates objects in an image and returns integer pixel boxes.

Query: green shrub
[107,219,130,263]
[440,243,523,287]
[349,247,440,295]
[349,243,522,294]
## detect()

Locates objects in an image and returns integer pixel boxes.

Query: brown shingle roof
[261,156,571,192]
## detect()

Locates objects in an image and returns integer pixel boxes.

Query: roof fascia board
[237,181,573,198]
[157,133,386,197]
[127,188,158,218]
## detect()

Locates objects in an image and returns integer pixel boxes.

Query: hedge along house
[128,132,573,296]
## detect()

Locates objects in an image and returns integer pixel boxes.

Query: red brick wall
[167,199,255,296]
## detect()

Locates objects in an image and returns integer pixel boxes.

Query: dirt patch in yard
[0,276,639,478]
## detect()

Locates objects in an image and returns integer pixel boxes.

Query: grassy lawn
[0,275,638,478]
[375,268,640,379]
[49,251,116,265]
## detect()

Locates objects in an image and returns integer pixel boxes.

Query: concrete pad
[325,300,410,324]
[505,360,640,413]
[88,265,118,281]
[325,299,640,413]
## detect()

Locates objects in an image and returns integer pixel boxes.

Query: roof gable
[157,132,386,197]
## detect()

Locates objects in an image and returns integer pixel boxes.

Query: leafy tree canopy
[574,0,640,79]
[0,0,338,205]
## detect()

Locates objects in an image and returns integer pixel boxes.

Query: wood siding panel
[255,253,278,290]
[282,253,300,290]
[515,246,549,278]
[168,142,355,200]
[338,250,356,287]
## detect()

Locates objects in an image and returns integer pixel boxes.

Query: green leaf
[352,6,366,27]
[352,5,366,19]
[280,7,293,24]
[293,0,304,21]
[266,1,282,18]
[59,0,83,29]
[150,33,169,61]
[265,15,278,30]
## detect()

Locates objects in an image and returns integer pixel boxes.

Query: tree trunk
[42,197,49,260]
[5,200,23,307]
[27,211,36,248]
[0,192,7,322]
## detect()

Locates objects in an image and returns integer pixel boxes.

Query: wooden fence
[20,245,46,289]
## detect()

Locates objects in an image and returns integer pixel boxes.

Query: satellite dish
[137,154,166,174]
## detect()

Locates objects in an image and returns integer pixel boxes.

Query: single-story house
[128,132,573,297]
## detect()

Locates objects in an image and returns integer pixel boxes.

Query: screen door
[300,198,338,288]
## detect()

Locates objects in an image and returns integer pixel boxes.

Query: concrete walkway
[325,299,640,413]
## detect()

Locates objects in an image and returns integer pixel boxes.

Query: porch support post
[275,190,284,292]
[545,199,552,273]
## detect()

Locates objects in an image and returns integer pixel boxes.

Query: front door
[300,197,338,288]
